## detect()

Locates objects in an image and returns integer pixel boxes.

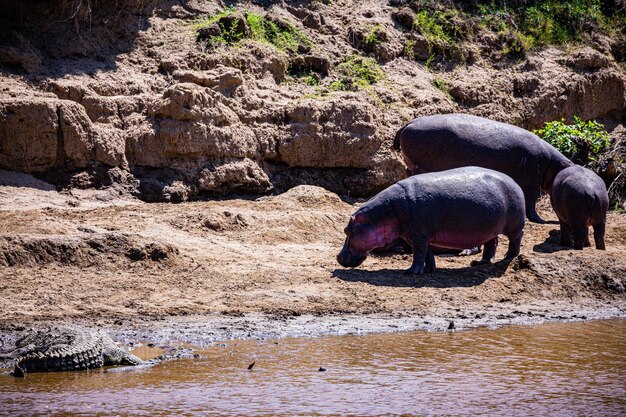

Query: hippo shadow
[332,262,509,289]
[533,229,572,253]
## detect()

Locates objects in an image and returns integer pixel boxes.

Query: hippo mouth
[336,248,367,268]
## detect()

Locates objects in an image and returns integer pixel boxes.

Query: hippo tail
[392,122,409,151]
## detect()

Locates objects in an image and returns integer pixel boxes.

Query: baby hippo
[337,167,526,274]
[550,165,609,250]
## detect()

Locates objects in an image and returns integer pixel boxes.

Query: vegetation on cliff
[395,0,626,64]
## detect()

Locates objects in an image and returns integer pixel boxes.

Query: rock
[405,35,431,61]
[218,13,250,40]
[280,97,380,169]
[0,99,59,172]
[196,23,222,41]
[565,47,612,70]
[348,25,403,63]
[512,74,540,97]
[196,158,272,195]
[139,180,191,203]
[0,31,43,73]
[603,275,624,293]
[0,233,177,267]
[172,66,244,97]
[392,7,415,29]
[289,55,331,76]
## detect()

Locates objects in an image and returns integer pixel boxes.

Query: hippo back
[395,114,571,193]
[551,165,609,223]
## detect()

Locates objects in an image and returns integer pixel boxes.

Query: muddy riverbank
[0,176,624,354]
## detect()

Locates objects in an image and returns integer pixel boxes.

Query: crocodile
[0,325,144,377]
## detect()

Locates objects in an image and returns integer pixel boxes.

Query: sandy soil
[0,175,625,351]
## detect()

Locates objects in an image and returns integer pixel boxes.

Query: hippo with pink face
[337,167,526,274]
[393,113,573,223]
[550,165,609,250]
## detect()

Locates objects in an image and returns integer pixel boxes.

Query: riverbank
[0,176,624,354]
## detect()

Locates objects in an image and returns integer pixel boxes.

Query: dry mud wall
[0,0,625,200]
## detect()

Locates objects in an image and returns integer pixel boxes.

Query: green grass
[296,72,319,86]
[413,10,453,45]
[431,77,452,99]
[473,0,621,48]
[194,8,310,53]
[363,24,384,48]
[331,55,383,91]
[400,0,625,63]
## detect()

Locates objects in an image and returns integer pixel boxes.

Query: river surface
[1,319,624,416]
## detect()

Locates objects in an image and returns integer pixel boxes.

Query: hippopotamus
[393,113,573,223]
[550,165,609,250]
[337,167,526,274]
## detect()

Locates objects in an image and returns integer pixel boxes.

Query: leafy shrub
[533,117,611,167]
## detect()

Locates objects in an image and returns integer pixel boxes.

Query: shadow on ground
[332,262,509,289]
[533,229,573,253]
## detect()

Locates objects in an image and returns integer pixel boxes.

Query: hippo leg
[425,246,436,273]
[406,236,428,274]
[471,237,498,266]
[504,230,523,261]
[558,221,572,247]
[525,194,545,224]
[572,226,588,250]
[593,223,606,250]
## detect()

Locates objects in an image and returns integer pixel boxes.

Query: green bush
[533,117,611,167]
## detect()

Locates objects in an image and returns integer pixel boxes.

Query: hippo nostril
[337,251,351,267]
[337,249,366,268]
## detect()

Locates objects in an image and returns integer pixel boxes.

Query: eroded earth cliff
[1,0,624,200]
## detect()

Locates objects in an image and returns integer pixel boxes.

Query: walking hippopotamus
[393,113,573,223]
[550,165,609,250]
[336,167,526,274]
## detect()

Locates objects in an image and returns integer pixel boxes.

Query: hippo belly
[429,231,498,251]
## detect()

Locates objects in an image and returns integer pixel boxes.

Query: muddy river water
[1,319,624,416]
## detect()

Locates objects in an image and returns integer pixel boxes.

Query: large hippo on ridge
[550,165,609,250]
[393,114,573,223]
[337,167,526,274]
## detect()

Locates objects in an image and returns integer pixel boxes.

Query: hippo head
[337,212,398,268]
